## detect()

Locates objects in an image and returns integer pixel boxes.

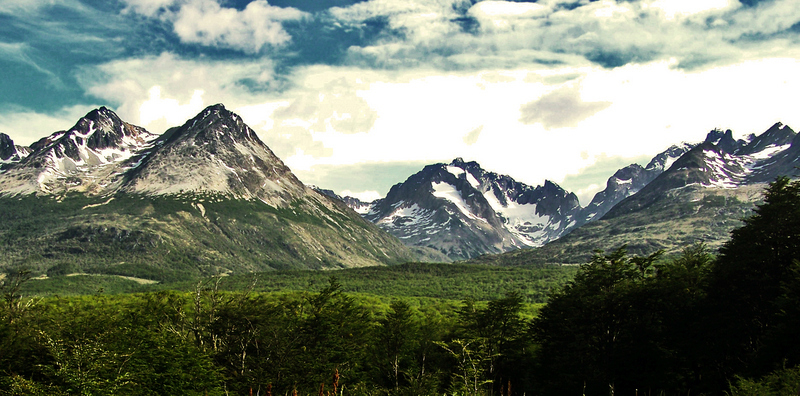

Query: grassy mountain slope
[0,192,417,282]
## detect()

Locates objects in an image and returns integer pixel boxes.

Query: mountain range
[2,103,797,280]
[326,123,797,262]
[0,105,415,281]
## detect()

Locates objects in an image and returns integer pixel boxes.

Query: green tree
[288,277,372,394]
[729,365,800,396]
[458,292,531,395]
[531,246,662,396]
[374,300,416,390]
[705,177,800,383]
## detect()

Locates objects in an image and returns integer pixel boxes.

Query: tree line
[2,177,800,395]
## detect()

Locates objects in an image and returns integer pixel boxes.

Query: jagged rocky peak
[739,122,796,155]
[450,157,474,169]
[705,128,732,143]
[121,104,307,205]
[704,128,742,153]
[167,103,257,145]
[29,106,152,155]
[83,106,151,150]
[0,133,18,161]
[611,163,646,183]
[645,143,696,172]
[361,157,585,260]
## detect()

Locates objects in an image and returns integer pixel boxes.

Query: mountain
[311,186,373,214]
[0,133,30,171]
[469,122,798,266]
[343,158,581,261]
[119,104,308,206]
[0,107,156,195]
[0,105,417,281]
[333,142,693,261]
[605,123,796,218]
[576,143,695,224]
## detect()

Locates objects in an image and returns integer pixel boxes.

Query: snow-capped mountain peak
[353,158,581,260]
[0,107,156,195]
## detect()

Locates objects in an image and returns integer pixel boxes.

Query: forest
[3,177,800,395]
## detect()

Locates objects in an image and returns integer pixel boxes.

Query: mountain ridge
[468,122,798,266]
[325,122,797,262]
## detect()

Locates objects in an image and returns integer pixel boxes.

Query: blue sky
[2,0,800,203]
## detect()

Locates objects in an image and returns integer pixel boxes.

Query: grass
[21,262,577,304]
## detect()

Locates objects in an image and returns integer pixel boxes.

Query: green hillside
[0,192,416,282]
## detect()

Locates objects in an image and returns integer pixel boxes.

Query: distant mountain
[470,122,798,266]
[330,142,694,261]
[312,187,373,214]
[0,133,30,171]
[576,143,695,225]
[337,158,581,260]
[605,123,797,219]
[0,105,417,280]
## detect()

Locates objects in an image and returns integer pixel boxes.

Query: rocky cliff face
[576,143,695,225]
[606,123,798,219]
[0,133,29,170]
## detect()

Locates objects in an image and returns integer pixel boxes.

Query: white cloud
[725,0,800,38]
[173,0,306,53]
[139,86,205,132]
[122,0,307,53]
[463,125,483,145]
[77,52,276,133]
[331,0,800,72]
[268,58,800,196]
[519,84,611,129]
[271,76,378,135]
[574,183,602,207]
[645,0,737,20]
[591,1,632,18]
[468,1,549,30]
[120,0,177,17]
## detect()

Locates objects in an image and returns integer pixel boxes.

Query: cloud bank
[2,0,800,199]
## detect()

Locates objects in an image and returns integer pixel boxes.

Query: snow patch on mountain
[432,181,487,223]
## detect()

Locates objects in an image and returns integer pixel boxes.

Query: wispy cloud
[463,125,483,145]
[326,0,800,71]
